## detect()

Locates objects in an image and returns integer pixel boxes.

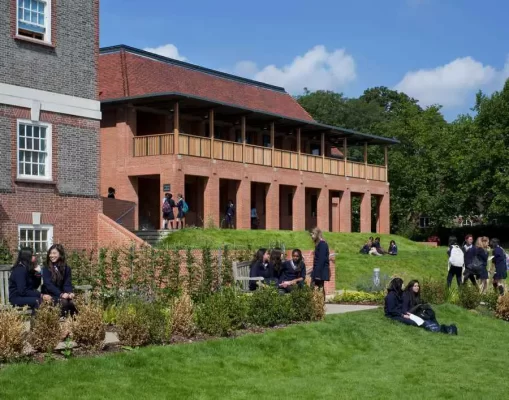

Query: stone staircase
[132,230,173,246]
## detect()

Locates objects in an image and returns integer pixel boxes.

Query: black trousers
[447,266,463,287]
[52,297,77,317]
[389,316,418,327]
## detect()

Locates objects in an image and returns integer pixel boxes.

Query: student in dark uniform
[278,249,306,293]
[384,278,418,327]
[490,238,507,295]
[311,227,330,301]
[162,193,176,230]
[249,248,276,291]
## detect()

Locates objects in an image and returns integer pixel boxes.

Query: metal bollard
[373,268,380,287]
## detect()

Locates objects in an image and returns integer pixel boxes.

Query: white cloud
[143,44,187,61]
[232,45,356,94]
[395,56,509,107]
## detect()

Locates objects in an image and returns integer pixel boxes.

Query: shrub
[71,299,106,350]
[0,307,26,362]
[195,288,248,336]
[103,304,118,325]
[421,279,447,305]
[458,285,482,310]
[171,292,195,338]
[248,286,294,327]
[29,302,62,353]
[290,285,327,322]
[116,302,150,347]
[481,290,499,312]
[495,294,509,321]
[311,289,326,321]
[142,302,172,345]
[332,290,384,305]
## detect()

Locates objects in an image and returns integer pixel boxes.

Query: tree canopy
[296,81,509,235]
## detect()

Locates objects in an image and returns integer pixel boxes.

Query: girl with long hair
[475,236,490,294]
[490,238,506,295]
[278,249,306,293]
[311,227,330,301]
[384,278,417,326]
[402,280,423,314]
[8,247,49,310]
[42,244,77,317]
[248,248,276,291]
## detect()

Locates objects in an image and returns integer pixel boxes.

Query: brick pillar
[317,188,329,231]
[378,190,390,234]
[266,182,279,230]
[360,191,372,233]
[204,174,219,228]
[339,190,351,233]
[293,185,305,231]
[236,179,251,229]
[331,196,340,232]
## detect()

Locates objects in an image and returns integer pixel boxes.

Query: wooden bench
[0,265,92,310]
[232,261,263,292]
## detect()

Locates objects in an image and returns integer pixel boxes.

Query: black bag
[466,256,484,275]
[411,303,435,321]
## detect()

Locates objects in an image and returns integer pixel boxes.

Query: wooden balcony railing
[132,133,387,181]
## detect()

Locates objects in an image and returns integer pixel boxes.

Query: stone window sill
[14,35,55,49]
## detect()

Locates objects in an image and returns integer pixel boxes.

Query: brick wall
[1,0,97,100]
[102,197,136,231]
[0,115,11,191]
[97,213,145,248]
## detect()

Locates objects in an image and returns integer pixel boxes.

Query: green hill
[161,229,447,289]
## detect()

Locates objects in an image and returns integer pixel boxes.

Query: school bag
[162,200,172,213]
[449,245,464,267]
[182,200,189,214]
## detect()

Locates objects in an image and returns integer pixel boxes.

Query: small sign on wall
[163,184,171,192]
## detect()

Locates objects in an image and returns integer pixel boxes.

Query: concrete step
[132,230,174,246]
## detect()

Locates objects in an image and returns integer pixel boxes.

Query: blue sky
[100,0,509,120]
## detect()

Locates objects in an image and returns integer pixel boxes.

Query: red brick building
[99,45,397,233]
[0,0,102,252]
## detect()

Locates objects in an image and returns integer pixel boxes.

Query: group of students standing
[249,227,331,299]
[162,193,188,230]
[447,234,507,295]
[9,244,77,318]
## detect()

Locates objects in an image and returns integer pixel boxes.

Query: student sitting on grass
[360,239,373,254]
[249,248,276,291]
[388,240,398,255]
[384,278,418,327]
[9,247,50,311]
[42,244,77,318]
[278,249,306,293]
[372,237,386,255]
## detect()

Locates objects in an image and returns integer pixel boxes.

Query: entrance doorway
[184,175,206,227]
[279,185,295,230]
[219,179,240,228]
[137,175,160,230]
[251,182,269,229]
[305,188,320,231]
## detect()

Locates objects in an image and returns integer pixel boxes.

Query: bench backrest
[0,265,11,306]
[232,261,252,292]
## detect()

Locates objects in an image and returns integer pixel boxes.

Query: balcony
[133,133,387,182]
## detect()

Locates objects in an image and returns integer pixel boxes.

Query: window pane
[38,1,44,12]
[41,230,47,241]
[27,138,32,149]
[40,128,46,138]
[24,152,31,163]
[19,137,25,148]
[31,11,36,23]
[31,0,36,10]
[27,230,33,241]
[19,124,25,136]
[33,127,39,138]
[40,139,46,151]
[34,139,39,151]
[32,164,38,175]
[19,162,23,173]
[38,153,45,163]
[38,13,44,25]
[24,163,31,175]
[35,230,41,241]
[26,126,32,137]
[20,229,26,240]
[39,164,45,176]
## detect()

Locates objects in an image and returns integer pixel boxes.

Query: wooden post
[364,142,368,179]
[173,102,179,155]
[270,122,275,167]
[343,138,348,176]
[384,145,388,182]
[321,132,325,172]
[297,128,301,171]
[241,116,246,163]
[209,109,214,159]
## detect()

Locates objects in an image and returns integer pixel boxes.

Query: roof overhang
[101,92,399,146]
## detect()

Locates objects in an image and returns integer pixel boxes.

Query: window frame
[419,216,431,229]
[18,224,54,255]
[16,119,53,182]
[16,0,52,44]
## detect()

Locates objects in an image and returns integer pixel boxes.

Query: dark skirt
[494,265,508,280]
[10,296,40,309]
[177,209,184,219]
[163,211,174,220]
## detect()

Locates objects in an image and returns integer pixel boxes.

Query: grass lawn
[162,229,447,289]
[1,305,508,399]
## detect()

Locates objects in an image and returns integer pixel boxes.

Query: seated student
[384,278,418,326]
[360,239,373,254]
[42,244,77,318]
[249,248,276,291]
[270,248,284,279]
[279,249,306,293]
[388,240,398,255]
[9,247,49,311]
[402,280,458,335]
[373,237,386,255]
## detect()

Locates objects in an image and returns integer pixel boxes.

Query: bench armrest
[235,277,264,281]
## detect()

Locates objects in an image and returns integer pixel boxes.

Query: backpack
[162,200,171,213]
[466,256,484,275]
[182,200,189,214]
[449,245,464,267]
